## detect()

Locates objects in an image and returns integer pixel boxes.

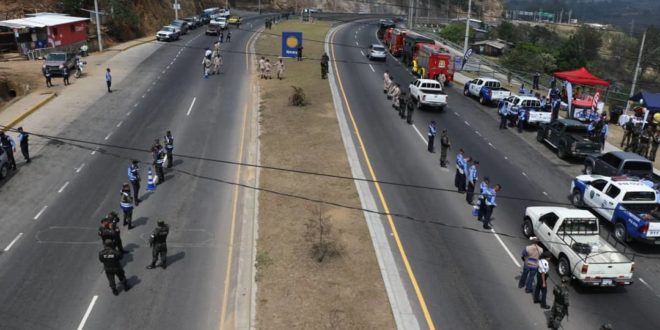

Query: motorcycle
[74,58,86,78]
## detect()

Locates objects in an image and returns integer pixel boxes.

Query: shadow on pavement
[131,216,149,228]
[167,251,186,267]
[123,275,141,293]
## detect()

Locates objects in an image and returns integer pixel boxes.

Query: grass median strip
[254,20,395,329]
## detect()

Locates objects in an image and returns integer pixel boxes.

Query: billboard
[281,31,303,58]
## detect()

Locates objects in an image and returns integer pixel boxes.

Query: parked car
[583,151,654,177]
[367,44,387,61]
[156,26,180,41]
[206,22,220,36]
[463,77,511,105]
[227,15,241,24]
[170,20,189,35]
[213,17,228,30]
[0,147,9,180]
[182,17,200,29]
[536,119,601,159]
[42,52,77,76]
[409,78,448,110]
[523,206,634,286]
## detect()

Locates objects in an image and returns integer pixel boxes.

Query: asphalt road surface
[330,20,660,329]
[0,16,264,329]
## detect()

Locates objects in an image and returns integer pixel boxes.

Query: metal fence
[26,40,88,60]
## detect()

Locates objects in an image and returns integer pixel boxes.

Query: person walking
[127,160,141,205]
[258,57,265,79]
[383,71,391,94]
[226,31,231,43]
[533,251,552,309]
[482,184,501,229]
[454,149,466,191]
[62,66,70,86]
[219,30,224,43]
[16,127,30,163]
[533,72,540,90]
[439,129,450,167]
[99,239,130,296]
[427,121,437,152]
[202,57,212,79]
[119,183,134,229]
[506,71,512,85]
[297,45,303,61]
[519,237,544,293]
[548,276,570,330]
[164,131,174,168]
[466,160,479,204]
[265,58,272,79]
[0,131,17,170]
[406,94,415,124]
[105,68,112,92]
[147,220,170,269]
[649,130,660,161]
[276,59,285,80]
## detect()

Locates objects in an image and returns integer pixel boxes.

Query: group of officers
[620,118,660,161]
[98,131,174,296]
[383,71,415,124]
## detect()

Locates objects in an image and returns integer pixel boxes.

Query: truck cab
[463,77,511,105]
[402,33,434,66]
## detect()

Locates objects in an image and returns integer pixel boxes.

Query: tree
[502,42,555,73]
[571,25,602,62]
[439,23,473,45]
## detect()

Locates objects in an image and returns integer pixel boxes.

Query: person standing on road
[600,122,609,150]
[219,30,224,43]
[533,251,552,309]
[398,91,407,118]
[427,121,437,152]
[406,94,415,124]
[0,131,17,170]
[105,68,112,92]
[506,71,512,85]
[482,184,500,229]
[127,160,141,205]
[147,220,170,269]
[226,31,231,43]
[391,84,401,109]
[517,109,526,133]
[466,160,479,204]
[638,126,652,157]
[43,66,53,88]
[105,212,125,253]
[164,131,174,168]
[454,149,465,190]
[498,101,509,129]
[120,183,134,229]
[276,59,285,80]
[621,118,634,147]
[152,139,166,183]
[383,71,391,94]
[548,276,570,329]
[62,66,70,86]
[439,129,450,167]
[98,217,119,249]
[203,57,212,79]
[16,127,30,163]
[519,238,543,293]
[99,239,130,296]
[649,130,660,161]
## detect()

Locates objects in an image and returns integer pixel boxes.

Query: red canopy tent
[553,67,610,87]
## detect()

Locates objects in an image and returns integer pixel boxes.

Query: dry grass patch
[254,20,395,330]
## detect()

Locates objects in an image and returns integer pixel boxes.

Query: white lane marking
[3,233,23,252]
[152,81,156,85]
[453,111,460,116]
[412,125,428,144]
[491,229,522,267]
[488,142,495,149]
[166,65,171,70]
[147,88,152,93]
[522,172,528,177]
[77,295,98,330]
[504,156,508,160]
[464,120,470,127]
[355,41,359,46]
[126,111,132,116]
[170,61,174,66]
[475,131,481,136]
[186,97,197,116]
[58,181,70,193]
[368,64,375,72]
[133,103,138,107]
[116,121,123,128]
[543,191,549,197]
[90,149,97,155]
[76,163,85,173]
[34,205,48,220]
[141,94,146,98]
[162,70,166,74]
[104,132,112,140]
[360,50,365,56]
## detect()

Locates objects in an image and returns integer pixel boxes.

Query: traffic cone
[147,167,156,192]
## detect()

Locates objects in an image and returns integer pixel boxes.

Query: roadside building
[472,39,514,57]
[0,13,89,58]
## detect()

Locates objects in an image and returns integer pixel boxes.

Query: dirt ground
[254,20,395,329]
[0,60,45,108]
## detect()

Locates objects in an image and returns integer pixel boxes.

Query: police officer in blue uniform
[152,139,166,183]
[454,149,466,192]
[127,160,141,205]
[466,160,479,204]
[517,109,526,133]
[483,184,502,229]
[164,131,174,168]
[17,127,30,163]
[498,101,509,129]
[0,131,17,170]
[120,183,134,229]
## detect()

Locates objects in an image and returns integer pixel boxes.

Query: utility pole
[567,9,572,24]
[559,9,563,24]
[463,0,472,54]
[629,19,635,37]
[93,0,102,52]
[427,0,430,25]
[408,0,414,28]
[627,29,647,111]
[174,0,179,20]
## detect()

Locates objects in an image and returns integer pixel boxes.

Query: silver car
[0,147,9,180]
[367,44,387,61]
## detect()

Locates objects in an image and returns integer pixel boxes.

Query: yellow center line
[219,28,258,330]
[330,24,437,330]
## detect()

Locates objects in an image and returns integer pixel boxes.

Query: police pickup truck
[409,78,448,110]
[570,175,660,244]
[500,95,551,125]
[523,207,634,287]
[463,77,511,105]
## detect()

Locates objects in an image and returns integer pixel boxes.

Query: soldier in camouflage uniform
[548,276,570,329]
[147,220,170,269]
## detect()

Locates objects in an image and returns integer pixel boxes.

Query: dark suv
[584,151,654,177]
[42,52,77,76]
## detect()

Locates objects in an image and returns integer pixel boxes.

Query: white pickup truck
[500,95,551,125]
[523,207,634,287]
[463,77,511,105]
[409,79,448,110]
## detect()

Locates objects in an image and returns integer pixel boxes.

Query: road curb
[107,38,156,52]
[3,92,57,129]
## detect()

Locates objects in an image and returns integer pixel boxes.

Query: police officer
[483,184,501,229]
[0,131,17,170]
[103,212,126,253]
[548,276,570,330]
[427,120,437,152]
[466,160,479,204]
[392,84,401,109]
[62,66,70,86]
[454,149,466,191]
[383,71,391,94]
[406,93,415,124]
[637,126,652,157]
[620,118,634,148]
[164,131,174,168]
[127,160,141,205]
[649,130,660,161]
[120,183,134,229]
[626,123,642,152]
[439,129,450,167]
[398,91,407,118]
[320,52,329,79]
[147,220,170,269]
[17,127,30,163]
[498,101,509,129]
[99,239,130,296]
[152,139,165,183]
[517,109,526,133]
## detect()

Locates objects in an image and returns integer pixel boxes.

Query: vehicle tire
[557,256,571,277]
[536,130,544,142]
[557,145,568,159]
[0,164,7,179]
[463,88,469,96]
[479,96,486,105]
[74,70,81,79]
[522,219,534,238]
[584,164,593,175]
[614,222,632,243]
[570,190,584,207]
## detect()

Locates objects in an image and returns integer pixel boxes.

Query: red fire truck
[412,44,455,85]
[383,27,394,49]
[388,28,407,57]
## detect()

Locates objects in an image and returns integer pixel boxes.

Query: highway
[0,17,262,329]
[329,20,660,329]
